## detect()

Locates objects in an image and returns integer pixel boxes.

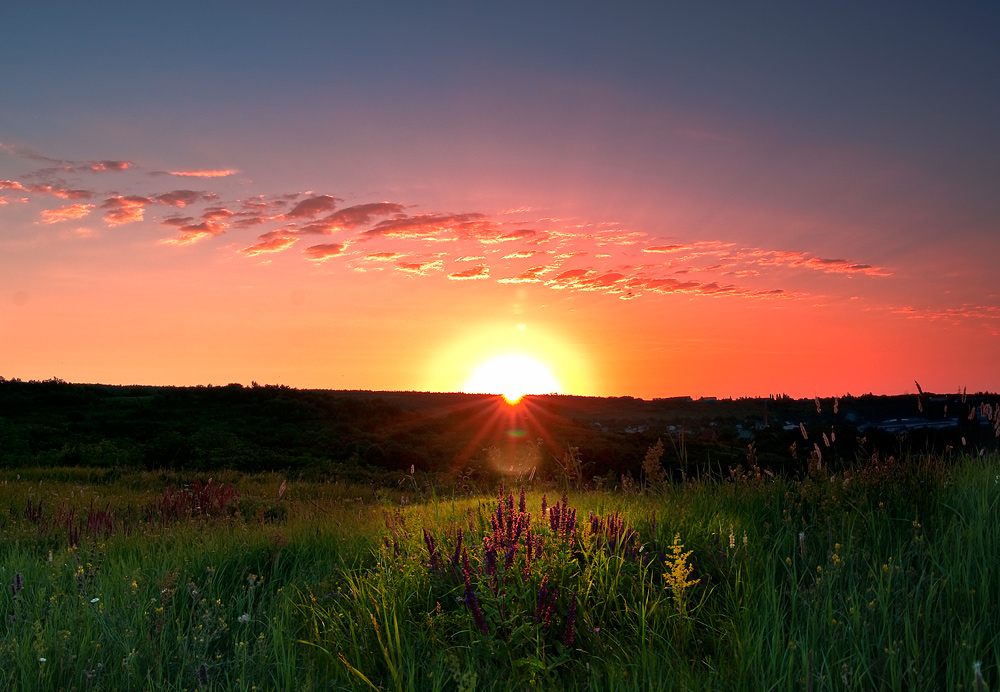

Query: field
[1,451,998,691]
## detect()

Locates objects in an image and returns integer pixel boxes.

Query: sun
[462,354,561,403]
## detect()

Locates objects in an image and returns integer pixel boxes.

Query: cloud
[502,250,544,259]
[152,190,216,208]
[448,264,490,280]
[304,243,347,261]
[160,215,229,244]
[200,207,236,222]
[365,213,486,240]
[101,195,150,225]
[168,169,236,177]
[498,265,559,284]
[643,244,686,254]
[364,251,403,262]
[1,179,92,200]
[284,195,339,219]
[40,203,94,224]
[457,255,485,261]
[395,259,443,275]
[751,249,890,276]
[88,160,131,172]
[307,202,405,233]
[482,229,538,244]
[547,269,628,293]
[241,231,300,257]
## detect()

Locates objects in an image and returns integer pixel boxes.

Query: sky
[2,2,999,399]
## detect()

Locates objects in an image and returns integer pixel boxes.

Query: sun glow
[463,354,561,403]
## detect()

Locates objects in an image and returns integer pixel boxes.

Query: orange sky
[2,5,999,398]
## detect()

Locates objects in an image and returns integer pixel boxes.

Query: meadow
[1,449,998,691]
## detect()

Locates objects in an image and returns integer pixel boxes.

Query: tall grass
[0,454,997,690]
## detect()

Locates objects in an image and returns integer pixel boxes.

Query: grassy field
[1,452,998,691]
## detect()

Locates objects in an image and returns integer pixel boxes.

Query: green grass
[1,453,998,690]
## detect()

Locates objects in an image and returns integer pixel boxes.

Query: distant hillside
[0,378,995,481]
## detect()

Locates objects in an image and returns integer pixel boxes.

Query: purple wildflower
[534,574,550,622]
[563,593,578,646]
[462,569,489,634]
[10,573,24,596]
[423,529,441,571]
[197,662,210,688]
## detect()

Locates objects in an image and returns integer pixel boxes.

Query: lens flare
[463,355,560,403]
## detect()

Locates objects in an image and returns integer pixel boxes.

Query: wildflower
[423,529,442,571]
[10,573,24,596]
[237,614,250,624]
[197,662,210,688]
[663,533,699,604]
[461,569,488,634]
[39,658,46,663]
[562,593,578,646]
[90,597,100,603]
[534,574,550,623]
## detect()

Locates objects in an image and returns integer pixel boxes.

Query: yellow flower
[663,533,699,603]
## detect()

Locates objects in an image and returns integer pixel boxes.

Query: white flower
[39,658,46,663]
[238,614,251,624]
[90,597,100,603]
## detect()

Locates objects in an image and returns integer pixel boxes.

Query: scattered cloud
[152,190,216,208]
[364,251,403,262]
[1,179,92,200]
[304,243,347,261]
[395,259,444,275]
[502,250,544,259]
[101,195,150,225]
[3,145,900,308]
[169,169,236,177]
[448,264,490,280]
[241,231,300,257]
[88,160,131,172]
[284,195,339,219]
[498,265,558,284]
[40,203,94,224]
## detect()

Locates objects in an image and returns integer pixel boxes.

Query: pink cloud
[395,260,443,275]
[497,265,558,284]
[750,249,890,276]
[304,243,347,261]
[306,202,405,233]
[643,244,686,253]
[152,190,216,208]
[502,250,543,259]
[366,213,486,240]
[1,179,92,200]
[284,195,339,219]
[241,231,300,257]
[448,264,490,280]
[160,217,228,245]
[101,195,150,225]
[40,203,94,224]
[89,160,131,172]
[364,252,403,262]
[168,169,237,178]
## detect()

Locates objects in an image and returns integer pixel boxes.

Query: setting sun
[462,355,561,403]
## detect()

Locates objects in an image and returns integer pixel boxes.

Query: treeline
[0,379,994,483]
